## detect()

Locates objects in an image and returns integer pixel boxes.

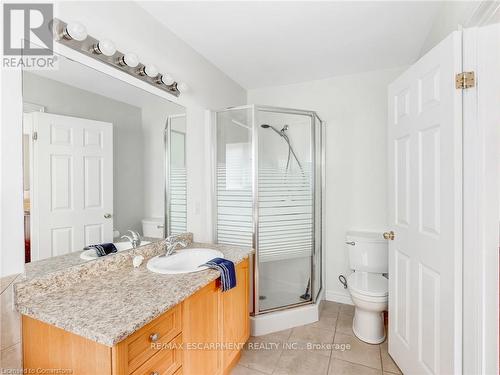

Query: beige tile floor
[0,274,22,371]
[232,301,402,375]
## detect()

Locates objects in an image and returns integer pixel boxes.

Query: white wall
[248,67,404,303]
[0,1,246,277]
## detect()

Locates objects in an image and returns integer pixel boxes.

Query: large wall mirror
[22,51,186,266]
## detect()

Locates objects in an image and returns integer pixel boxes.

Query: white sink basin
[147,248,224,275]
[80,241,151,260]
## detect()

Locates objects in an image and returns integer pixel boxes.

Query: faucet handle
[164,234,177,244]
[128,230,141,241]
[168,239,187,252]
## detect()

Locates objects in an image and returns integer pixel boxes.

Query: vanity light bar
[51,18,182,97]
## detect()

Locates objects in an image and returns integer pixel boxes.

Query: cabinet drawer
[115,304,182,374]
[130,334,182,375]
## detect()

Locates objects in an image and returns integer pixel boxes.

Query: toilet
[142,217,164,238]
[345,230,388,344]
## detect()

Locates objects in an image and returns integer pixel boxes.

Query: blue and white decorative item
[202,258,236,292]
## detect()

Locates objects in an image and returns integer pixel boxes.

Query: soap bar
[133,255,144,268]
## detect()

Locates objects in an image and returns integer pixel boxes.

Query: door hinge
[455,71,475,89]
[32,131,38,141]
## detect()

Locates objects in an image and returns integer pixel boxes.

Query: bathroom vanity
[15,36,253,375]
[15,239,252,375]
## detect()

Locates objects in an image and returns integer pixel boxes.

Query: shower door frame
[212,104,324,316]
[164,113,187,237]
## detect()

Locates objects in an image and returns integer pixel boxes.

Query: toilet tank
[346,230,388,273]
[142,218,164,239]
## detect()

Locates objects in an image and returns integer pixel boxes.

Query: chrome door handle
[383,231,395,240]
[104,213,112,219]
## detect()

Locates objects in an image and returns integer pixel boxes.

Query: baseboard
[325,290,353,305]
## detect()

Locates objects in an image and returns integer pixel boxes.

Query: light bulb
[144,64,159,78]
[177,82,189,92]
[95,39,116,56]
[120,52,139,68]
[160,73,174,86]
[64,21,87,41]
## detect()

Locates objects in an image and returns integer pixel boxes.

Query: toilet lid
[347,272,388,297]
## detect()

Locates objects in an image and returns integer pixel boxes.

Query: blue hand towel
[202,258,236,292]
[85,243,117,257]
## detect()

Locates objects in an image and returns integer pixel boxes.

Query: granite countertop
[15,240,253,347]
[24,237,161,280]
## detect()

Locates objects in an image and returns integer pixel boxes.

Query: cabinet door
[182,281,221,375]
[222,259,249,368]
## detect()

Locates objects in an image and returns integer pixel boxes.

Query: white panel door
[387,32,462,374]
[28,112,113,260]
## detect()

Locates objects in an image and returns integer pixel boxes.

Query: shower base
[258,289,309,311]
[250,297,321,336]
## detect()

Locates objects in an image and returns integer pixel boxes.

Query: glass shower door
[215,107,253,248]
[215,105,322,315]
[256,108,314,312]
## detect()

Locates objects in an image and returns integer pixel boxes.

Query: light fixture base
[52,18,180,97]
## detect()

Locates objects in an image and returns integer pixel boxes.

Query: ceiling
[140,1,443,89]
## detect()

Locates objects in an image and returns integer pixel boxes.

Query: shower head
[261,122,303,172]
[261,123,288,133]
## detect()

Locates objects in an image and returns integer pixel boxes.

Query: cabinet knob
[150,372,159,375]
[149,333,159,342]
[104,213,112,219]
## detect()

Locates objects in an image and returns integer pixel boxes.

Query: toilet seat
[347,272,388,298]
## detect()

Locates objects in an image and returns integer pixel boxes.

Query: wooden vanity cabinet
[22,316,113,375]
[182,280,221,374]
[182,258,249,375]
[221,257,250,370]
[22,258,250,375]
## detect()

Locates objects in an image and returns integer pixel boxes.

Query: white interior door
[387,31,462,374]
[27,112,113,260]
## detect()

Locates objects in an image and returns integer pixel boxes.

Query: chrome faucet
[161,235,188,257]
[121,230,142,248]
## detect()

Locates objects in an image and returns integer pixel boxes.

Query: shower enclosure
[214,105,324,315]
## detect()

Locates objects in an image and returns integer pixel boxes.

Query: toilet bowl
[345,231,389,344]
[142,217,164,238]
[347,272,388,344]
